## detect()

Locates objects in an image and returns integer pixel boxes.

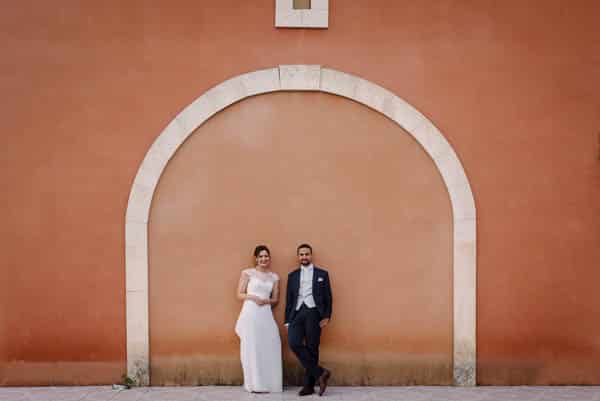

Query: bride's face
[256,250,271,268]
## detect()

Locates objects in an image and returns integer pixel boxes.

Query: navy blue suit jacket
[284,266,332,325]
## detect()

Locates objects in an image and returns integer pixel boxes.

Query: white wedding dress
[235,268,283,393]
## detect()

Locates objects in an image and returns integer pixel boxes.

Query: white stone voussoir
[125,222,148,293]
[279,65,321,91]
[241,68,281,96]
[434,150,476,221]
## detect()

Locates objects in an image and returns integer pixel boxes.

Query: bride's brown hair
[253,245,270,257]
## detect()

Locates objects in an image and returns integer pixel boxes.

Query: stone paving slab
[1,386,600,401]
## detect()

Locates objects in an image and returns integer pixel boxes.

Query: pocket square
[318,277,324,282]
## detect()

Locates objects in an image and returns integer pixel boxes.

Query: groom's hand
[319,318,330,328]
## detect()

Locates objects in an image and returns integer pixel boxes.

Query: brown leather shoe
[318,369,331,396]
[298,386,315,396]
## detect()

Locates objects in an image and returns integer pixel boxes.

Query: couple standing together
[235,243,333,396]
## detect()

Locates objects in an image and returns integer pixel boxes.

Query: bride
[235,245,283,393]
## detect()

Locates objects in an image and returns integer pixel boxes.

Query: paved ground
[1,386,600,401]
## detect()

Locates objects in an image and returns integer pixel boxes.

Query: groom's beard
[300,260,311,266]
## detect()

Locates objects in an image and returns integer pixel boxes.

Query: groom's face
[298,248,312,266]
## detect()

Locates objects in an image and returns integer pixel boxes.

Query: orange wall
[148,92,453,385]
[0,290,5,380]
[1,0,600,385]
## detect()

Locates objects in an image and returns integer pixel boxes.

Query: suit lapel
[312,266,318,292]
[294,269,302,294]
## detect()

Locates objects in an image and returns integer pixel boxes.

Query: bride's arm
[237,271,261,303]
[267,279,280,307]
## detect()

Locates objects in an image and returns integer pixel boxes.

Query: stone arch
[125,65,477,386]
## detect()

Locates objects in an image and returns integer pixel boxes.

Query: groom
[285,243,332,396]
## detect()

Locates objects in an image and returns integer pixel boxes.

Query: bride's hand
[247,295,269,305]
[258,298,271,306]
[246,295,261,304]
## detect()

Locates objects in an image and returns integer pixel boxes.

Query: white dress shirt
[295,264,316,310]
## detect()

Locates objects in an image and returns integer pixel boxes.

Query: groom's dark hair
[297,243,313,254]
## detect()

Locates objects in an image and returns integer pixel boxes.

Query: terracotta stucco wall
[148,92,453,385]
[0,293,5,380]
[1,0,600,385]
